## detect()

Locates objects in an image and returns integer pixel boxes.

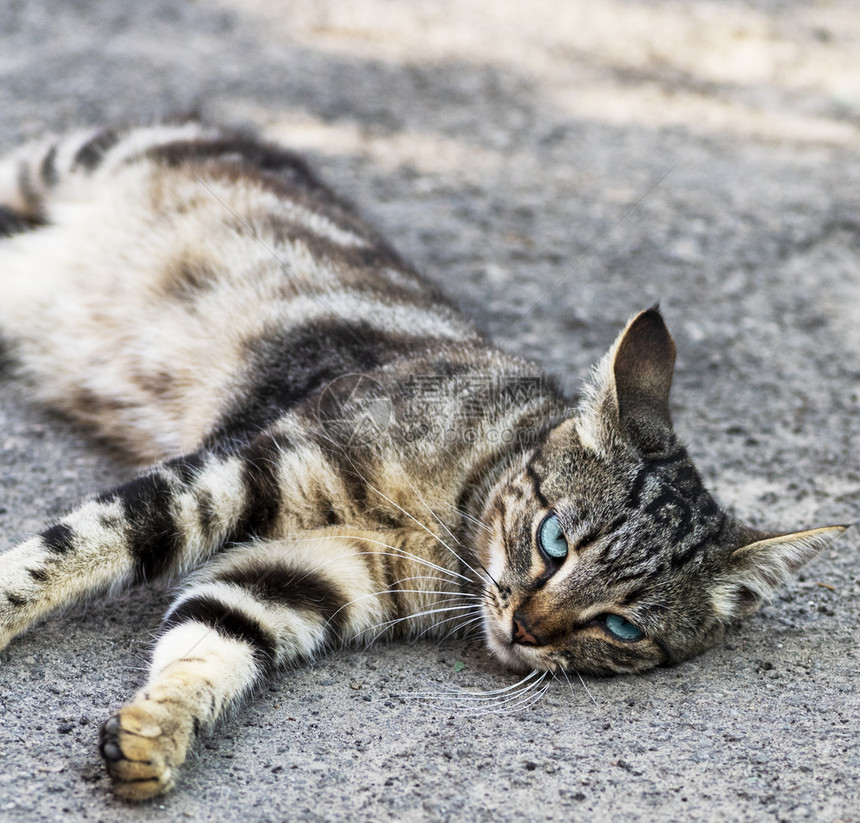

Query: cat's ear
[578,307,677,453]
[718,525,848,619]
[612,307,676,452]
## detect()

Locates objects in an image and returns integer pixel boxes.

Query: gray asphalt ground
[1,2,858,821]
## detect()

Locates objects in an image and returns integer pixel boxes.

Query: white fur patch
[150,620,258,689]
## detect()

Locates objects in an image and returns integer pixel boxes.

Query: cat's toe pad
[99,706,186,801]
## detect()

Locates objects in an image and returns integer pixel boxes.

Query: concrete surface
[0,1,858,821]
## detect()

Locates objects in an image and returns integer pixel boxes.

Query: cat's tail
[0,123,215,231]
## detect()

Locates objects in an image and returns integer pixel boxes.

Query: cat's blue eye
[603,614,645,642]
[538,513,568,561]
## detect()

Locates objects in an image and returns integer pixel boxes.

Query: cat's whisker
[295,534,474,585]
[398,470,465,549]
[363,482,489,586]
[455,507,493,535]
[472,676,548,710]
[312,440,491,590]
[323,585,477,636]
[576,670,599,706]
[456,668,544,697]
[493,680,551,715]
[361,603,481,644]
[356,587,477,601]
[307,432,500,602]
[436,613,486,644]
[350,549,471,585]
[413,668,542,700]
[407,605,485,644]
[439,671,550,716]
[375,602,479,627]
[558,665,576,696]
[466,674,550,716]
[396,469,499,588]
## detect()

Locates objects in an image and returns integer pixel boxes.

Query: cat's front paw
[99,701,192,801]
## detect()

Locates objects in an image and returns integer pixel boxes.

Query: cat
[0,124,845,801]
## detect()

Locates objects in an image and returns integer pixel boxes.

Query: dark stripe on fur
[645,560,667,583]
[670,533,713,569]
[17,161,42,215]
[28,567,49,583]
[316,445,371,517]
[196,488,218,542]
[210,321,435,443]
[216,562,349,639]
[524,457,548,509]
[697,492,721,520]
[41,523,75,555]
[644,487,692,535]
[644,491,693,545]
[73,130,119,172]
[5,591,26,607]
[454,451,509,534]
[100,472,181,581]
[620,584,649,606]
[147,133,317,178]
[262,219,418,288]
[668,463,706,497]
[590,514,632,565]
[40,145,58,187]
[645,449,687,468]
[223,433,285,544]
[97,453,208,578]
[162,595,277,670]
[146,134,330,200]
[596,535,620,566]
[626,466,648,509]
[504,501,534,577]
[0,205,32,237]
[612,566,653,585]
[145,132,418,269]
[171,451,207,487]
[577,525,606,553]
[165,259,219,301]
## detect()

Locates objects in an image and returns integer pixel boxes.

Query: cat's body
[0,124,844,800]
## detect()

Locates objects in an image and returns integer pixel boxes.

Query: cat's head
[476,308,846,675]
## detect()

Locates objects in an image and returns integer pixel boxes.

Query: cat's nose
[512,611,540,645]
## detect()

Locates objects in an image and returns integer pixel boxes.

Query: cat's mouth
[484,612,550,672]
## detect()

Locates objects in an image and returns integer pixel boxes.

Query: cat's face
[477,423,740,674]
[475,310,844,675]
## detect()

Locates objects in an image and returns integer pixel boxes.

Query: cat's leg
[99,529,398,800]
[0,440,290,650]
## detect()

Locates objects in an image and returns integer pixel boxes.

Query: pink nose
[512,613,539,645]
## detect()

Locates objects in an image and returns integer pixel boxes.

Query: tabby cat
[0,124,844,800]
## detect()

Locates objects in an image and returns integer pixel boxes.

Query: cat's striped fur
[0,124,845,800]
